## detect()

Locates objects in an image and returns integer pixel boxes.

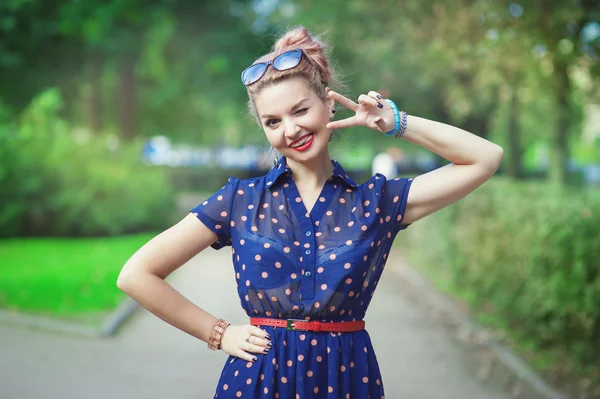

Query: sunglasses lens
[273,49,302,71]
[242,63,268,85]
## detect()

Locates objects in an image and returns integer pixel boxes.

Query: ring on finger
[245,334,252,343]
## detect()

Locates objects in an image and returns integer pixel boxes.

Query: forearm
[118,273,217,343]
[401,115,503,168]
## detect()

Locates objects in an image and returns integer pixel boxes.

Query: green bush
[0,88,176,237]
[404,177,600,372]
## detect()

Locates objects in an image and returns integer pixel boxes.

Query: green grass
[0,233,156,319]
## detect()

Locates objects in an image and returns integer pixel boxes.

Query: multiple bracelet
[383,99,408,138]
[207,318,230,351]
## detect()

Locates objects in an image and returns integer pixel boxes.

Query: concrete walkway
[0,247,517,399]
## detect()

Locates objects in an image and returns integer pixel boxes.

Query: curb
[0,297,139,338]
[393,260,568,399]
[100,297,140,336]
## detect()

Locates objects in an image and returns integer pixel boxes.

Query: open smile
[289,133,314,151]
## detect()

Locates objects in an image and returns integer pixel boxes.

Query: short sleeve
[190,177,239,250]
[382,177,413,232]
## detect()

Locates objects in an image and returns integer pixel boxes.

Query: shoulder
[360,173,388,190]
[229,168,274,193]
[360,174,413,198]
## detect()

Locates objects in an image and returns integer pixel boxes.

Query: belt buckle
[286,319,308,331]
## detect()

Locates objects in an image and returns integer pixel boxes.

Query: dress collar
[265,156,359,190]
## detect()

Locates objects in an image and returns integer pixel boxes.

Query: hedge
[403,177,600,379]
[0,89,176,237]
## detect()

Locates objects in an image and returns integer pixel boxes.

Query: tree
[493,0,600,183]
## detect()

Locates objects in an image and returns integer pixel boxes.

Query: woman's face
[254,77,334,164]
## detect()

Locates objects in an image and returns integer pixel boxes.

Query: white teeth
[291,134,313,148]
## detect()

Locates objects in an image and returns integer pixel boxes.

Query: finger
[250,326,270,340]
[358,94,380,109]
[368,90,383,100]
[327,116,360,130]
[247,335,271,348]
[243,340,271,354]
[372,117,386,132]
[327,90,358,112]
[235,350,259,363]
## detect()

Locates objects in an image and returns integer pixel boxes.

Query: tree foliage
[0,1,598,179]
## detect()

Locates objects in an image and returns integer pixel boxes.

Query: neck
[286,152,334,189]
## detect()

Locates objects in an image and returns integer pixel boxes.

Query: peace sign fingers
[326,89,387,131]
[326,90,359,130]
[327,90,358,112]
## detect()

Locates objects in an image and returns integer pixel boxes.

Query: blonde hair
[246,26,341,125]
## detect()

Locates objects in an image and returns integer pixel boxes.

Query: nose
[283,117,302,141]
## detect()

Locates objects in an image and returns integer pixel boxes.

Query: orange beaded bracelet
[207,318,230,351]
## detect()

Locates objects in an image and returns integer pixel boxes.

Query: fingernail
[264,347,270,353]
[265,333,271,339]
[267,341,272,347]
[253,356,258,362]
[376,94,382,99]
[377,102,383,109]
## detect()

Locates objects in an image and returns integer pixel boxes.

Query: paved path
[0,247,516,399]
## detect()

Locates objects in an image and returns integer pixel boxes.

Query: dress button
[305,231,312,237]
[305,271,312,278]
[305,249,311,255]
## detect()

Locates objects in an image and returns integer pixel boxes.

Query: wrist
[381,111,396,133]
[382,99,407,137]
[207,318,230,351]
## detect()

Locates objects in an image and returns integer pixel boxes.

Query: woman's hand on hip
[220,324,272,362]
[326,89,395,133]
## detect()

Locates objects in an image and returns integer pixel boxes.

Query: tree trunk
[89,51,103,133]
[461,115,492,140]
[506,87,523,178]
[118,54,136,141]
[549,62,570,185]
[460,86,499,141]
[431,95,452,168]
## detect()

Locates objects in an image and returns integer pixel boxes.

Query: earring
[328,109,336,142]
[271,146,278,167]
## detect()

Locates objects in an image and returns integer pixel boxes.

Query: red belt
[250,318,365,332]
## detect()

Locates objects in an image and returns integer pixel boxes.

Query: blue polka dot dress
[191,156,413,399]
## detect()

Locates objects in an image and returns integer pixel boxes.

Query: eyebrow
[260,99,310,119]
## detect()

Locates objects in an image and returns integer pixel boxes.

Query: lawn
[0,233,157,319]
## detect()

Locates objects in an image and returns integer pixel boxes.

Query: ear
[325,87,335,113]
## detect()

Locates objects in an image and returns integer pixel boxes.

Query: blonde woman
[117,25,503,398]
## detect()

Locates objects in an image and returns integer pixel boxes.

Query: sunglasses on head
[241,49,304,86]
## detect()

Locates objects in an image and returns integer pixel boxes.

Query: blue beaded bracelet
[383,99,408,138]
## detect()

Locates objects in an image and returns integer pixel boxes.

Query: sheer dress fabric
[191,156,413,399]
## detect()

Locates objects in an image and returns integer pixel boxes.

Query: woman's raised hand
[219,324,272,362]
[326,90,395,133]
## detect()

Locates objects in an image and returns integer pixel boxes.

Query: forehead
[255,78,319,117]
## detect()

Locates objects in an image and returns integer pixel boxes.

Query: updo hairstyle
[246,26,341,125]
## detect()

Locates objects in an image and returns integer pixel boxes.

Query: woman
[117,26,503,398]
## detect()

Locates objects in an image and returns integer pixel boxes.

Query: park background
[0,0,599,397]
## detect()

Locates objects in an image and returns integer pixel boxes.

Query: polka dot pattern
[190,157,413,399]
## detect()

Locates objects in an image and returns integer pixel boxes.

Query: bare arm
[402,115,504,224]
[116,213,220,343]
[325,89,504,226]
[117,213,271,361]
